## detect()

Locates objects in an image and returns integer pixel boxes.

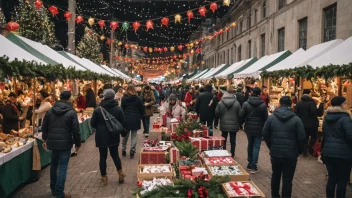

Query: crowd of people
[3,81,350,198]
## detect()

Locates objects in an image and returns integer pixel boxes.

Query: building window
[261,34,265,57]
[239,21,243,32]
[299,17,308,50]
[254,10,258,24]
[278,0,286,10]
[223,32,226,43]
[227,29,230,40]
[324,4,337,42]
[262,1,267,18]
[247,14,251,29]
[223,51,225,63]
[227,50,230,64]
[231,47,233,63]
[248,40,252,58]
[238,45,242,61]
[278,28,285,52]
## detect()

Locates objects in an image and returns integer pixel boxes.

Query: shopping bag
[32,139,41,170]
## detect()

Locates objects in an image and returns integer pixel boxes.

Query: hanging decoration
[88,17,95,27]
[48,6,58,16]
[161,17,169,27]
[210,2,218,13]
[231,22,236,27]
[34,0,42,9]
[223,0,231,6]
[117,41,122,46]
[64,11,72,21]
[174,14,182,24]
[187,10,194,23]
[88,29,93,34]
[148,47,153,53]
[98,20,105,29]
[106,39,111,45]
[143,46,148,52]
[75,16,84,24]
[121,22,129,32]
[225,27,230,32]
[170,46,175,52]
[163,47,168,52]
[110,21,119,31]
[198,7,206,17]
[100,35,105,41]
[6,21,19,32]
[178,45,183,51]
[132,21,141,32]
[146,20,154,31]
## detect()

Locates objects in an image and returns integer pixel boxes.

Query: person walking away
[2,93,24,134]
[196,84,216,136]
[121,85,144,159]
[41,91,81,198]
[321,96,352,198]
[184,87,195,112]
[161,93,186,120]
[240,87,268,173]
[35,90,52,127]
[294,89,324,156]
[215,87,241,157]
[141,86,156,137]
[235,88,245,107]
[212,89,220,129]
[85,84,96,108]
[262,96,305,198]
[90,89,126,186]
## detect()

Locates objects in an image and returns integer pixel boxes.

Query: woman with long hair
[141,85,155,137]
[120,85,144,159]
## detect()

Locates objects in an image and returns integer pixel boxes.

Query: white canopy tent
[194,68,215,80]
[99,65,121,77]
[267,39,343,71]
[216,58,256,78]
[306,36,352,68]
[81,58,115,76]
[0,34,46,64]
[111,68,131,80]
[200,64,226,80]
[188,69,209,80]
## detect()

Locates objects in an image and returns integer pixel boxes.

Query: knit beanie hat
[252,87,261,96]
[60,91,71,100]
[303,89,311,95]
[330,96,346,106]
[168,93,177,100]
[280,96,292,106]
[103,89,115,99]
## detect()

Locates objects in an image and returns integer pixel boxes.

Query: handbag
[100,106,127,137]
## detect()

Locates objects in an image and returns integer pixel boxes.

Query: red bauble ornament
[106,39,111,45]
[219,29,224,34]
[6,21,19,32]
[146,20,154,31]
[98,20,105,29]
[225,27,230,32]
[64,11,72,21]
[75,16,83,24]
[187,10,194,23]
[173,55,177,59]
[161,17,169,27]
[34,0,43,9]
[154,47,158,52]
[158,48,162,53]
[143,46,148,52]
[110,21,119,31]
[198,7,206,17]
[163,47,168,52]
[48,6,59,16]
[178,45,183,51]
[132,21,141,32]
[210,2,218,13]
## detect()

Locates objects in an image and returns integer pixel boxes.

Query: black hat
[303,89,311,95]
[252,87,261,96]
[60,91,71,100]
[205,84,212,91]
[330,96,346,106]
[39,90,49,98]
[280,96,292,106]
[8,92,17,98]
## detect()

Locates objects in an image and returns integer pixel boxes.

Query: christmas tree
[0,8,6,25]
[17,0,57,48]
[76,28,103,65]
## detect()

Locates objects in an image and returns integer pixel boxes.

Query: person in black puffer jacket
[262,96,305,198]
[41,91,81,198]
[195,84,216,136]
[294,89,324,156]
[121,84,144,159]
[321,96,352,198]
[240,87,268,173]
[91,89,126,186]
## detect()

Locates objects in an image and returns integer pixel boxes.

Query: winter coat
[260,94,269,107]
[294,95,324,128]
[184,92,193,107]
[215,93,241,132]
[90,99,125,147]
[262,106,305,158]
[86,88,97,108]
[42,101,81,150]
[235,92,245,107]
[2,101,20,134]
[142,90,156,117]
[322,107,352,160]
[76,95,86,109]
[239,96,268,136]
[195,89,216,122]
[35,97,52,126]
[121,94,144,131]
[161,100,186,119]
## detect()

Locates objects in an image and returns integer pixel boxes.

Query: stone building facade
[202,0,352,69]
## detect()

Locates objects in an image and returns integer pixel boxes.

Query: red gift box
[205,136,225,148]
[169,147,180,164]
[190,137,210,151]
[192,129,208,137]
[140,149,166,164]
[153,124,161,129]
[170,120,179,133]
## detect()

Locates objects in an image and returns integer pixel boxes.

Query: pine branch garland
[174,141,198,161]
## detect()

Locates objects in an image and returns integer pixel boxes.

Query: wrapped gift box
[192,128,208,137]
[206,136,225,148]
[137,164,173,180]
[169,147,180,164]
[222,181,265,198]
[140,148,167,164]
[170,118,179,133]
[190,137,209,151]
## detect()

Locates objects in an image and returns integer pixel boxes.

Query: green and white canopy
[216,58,257,78]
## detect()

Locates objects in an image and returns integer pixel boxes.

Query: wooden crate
[137,164,173,180]
[222,180,265,198]
[206,164,249,181]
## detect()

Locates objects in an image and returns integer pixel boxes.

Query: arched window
[262,1,267,18]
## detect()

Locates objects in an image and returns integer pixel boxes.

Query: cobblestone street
[12,115,351,198]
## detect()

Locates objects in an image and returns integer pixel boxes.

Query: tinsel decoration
[209,2,218,13]
[121,22,129,32]
[175,14,182,24]
[76,27,103,65]
[132,21,141,32]
[187,10,194,23]
[161,17,169,27]
[98,20,105,29]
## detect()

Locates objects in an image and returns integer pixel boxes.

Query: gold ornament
[189,43,194,47]
[100,35,105,41]
[149,47,153,53]
[88,17,95,27]
[170,46,175,52]
[175,14,182,24]
[231,22,236,27]
[223,0,231,6]
[118,41,123,46]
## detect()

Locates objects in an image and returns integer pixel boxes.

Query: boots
[101,176,108,186]
[303,144,308,157]
[118,170,126,184]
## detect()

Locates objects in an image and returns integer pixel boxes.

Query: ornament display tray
[137,164,174,180]
[206,164,249,181]
[222,180,265,198]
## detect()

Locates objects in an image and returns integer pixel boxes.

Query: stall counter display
[222,181,265,198]
[203,156,237,166]
[137,177,173,197]
[137,164,173,180]
[206,164,249,181]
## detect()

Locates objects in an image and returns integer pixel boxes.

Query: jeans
[141,117,146,132]
[247,134,261,169]
[144,116,150,133]
[325,157,352,198]
[122,130,138,153]
[221,131,237,157]
[99,145,122,176]
[201,119,214,136]
[304,127,317,150]
[50,149,71,198]
[271,157,297,198]
[214,117,219,128]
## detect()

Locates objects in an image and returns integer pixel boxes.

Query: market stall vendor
[2,93,24,134]
[34,90,52,127]
[161,93,186,119]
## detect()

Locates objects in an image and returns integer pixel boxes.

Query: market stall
[193,68,215,81]
[199,64,227,80]
[188,68,209,81]
[215,58,257,78]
